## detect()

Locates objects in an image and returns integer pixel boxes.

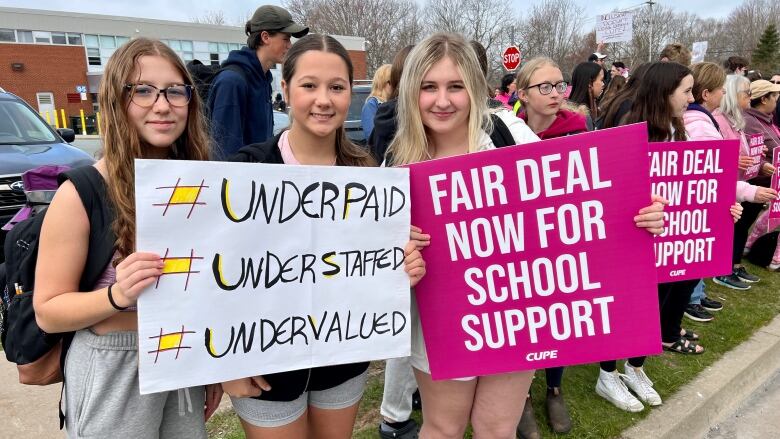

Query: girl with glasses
[33,38,220,438]
[222,34,425,439]
[512,56,666,433]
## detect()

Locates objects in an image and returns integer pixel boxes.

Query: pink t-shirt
[278,130,300,165]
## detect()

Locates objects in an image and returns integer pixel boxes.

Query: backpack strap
[56,165,116,429]
[220,64,247,83]
[489,113,516,148]
[57,166,116,292]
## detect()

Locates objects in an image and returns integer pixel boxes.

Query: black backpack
[1,166,114,379]
[186,59,246,109]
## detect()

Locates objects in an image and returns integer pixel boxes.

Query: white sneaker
[595,368,644,412]
[621,364,662,406]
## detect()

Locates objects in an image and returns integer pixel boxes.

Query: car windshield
[347,90,368,122]
[0,101,58,145]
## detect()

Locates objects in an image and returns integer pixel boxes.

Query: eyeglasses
[525,81,568,95]
[125,83,192,108]
[740,89,752,97]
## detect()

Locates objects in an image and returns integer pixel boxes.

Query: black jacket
[367,99,397,163]
[229,134,370,402]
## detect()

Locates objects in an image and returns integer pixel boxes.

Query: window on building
[168,39,181,51]
[208,42,219,53]
[87,48,101,66]
[85,34,99,48]
[17,30,33,43]
[194,41,208,52]
[51,32,67,45]
[0,29,14,42]
[230,43,240,51]
[210,53,220,66]
[33,31,51,44]
[99,35,115,48]
[218,42,228,53]
[181,40,193,52]
[67,33,83,45]
[116,36,129,47]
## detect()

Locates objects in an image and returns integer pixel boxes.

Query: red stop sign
[502,46,522,71]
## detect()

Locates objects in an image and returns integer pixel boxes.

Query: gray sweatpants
[64,330,206,439]
[380,356,417,422]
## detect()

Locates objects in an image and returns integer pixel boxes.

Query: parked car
[0,89,94,260]
[345,85,371,145]
[273,110,289,135]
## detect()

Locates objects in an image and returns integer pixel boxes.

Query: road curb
[622,314,780,439]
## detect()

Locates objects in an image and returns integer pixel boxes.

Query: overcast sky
[3,0,737,26]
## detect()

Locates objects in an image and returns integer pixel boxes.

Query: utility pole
[647,0,656,62]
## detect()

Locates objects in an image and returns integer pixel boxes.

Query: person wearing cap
[744,79,780,166]
[207,5,308,159]
[588,52,607,66]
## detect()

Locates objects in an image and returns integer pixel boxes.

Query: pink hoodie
[684,108,757,202]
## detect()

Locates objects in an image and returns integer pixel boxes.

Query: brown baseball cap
[245,5,309,38]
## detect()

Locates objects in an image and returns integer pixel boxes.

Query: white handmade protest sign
[596,12,633,43]
[692,41,708,63]
[134,160,411,394]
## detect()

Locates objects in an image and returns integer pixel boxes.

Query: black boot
[516,395,540,439]
[546,387,572,434]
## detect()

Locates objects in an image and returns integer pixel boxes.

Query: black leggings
[734,201,765,264]
[600,357,645,372]
[658,280,699,343]
[599,280,697,370]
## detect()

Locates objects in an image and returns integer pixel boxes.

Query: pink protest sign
[650,140,738,282]
[408,123,660,380]
[744,134,764,179]
[769,148,780,224]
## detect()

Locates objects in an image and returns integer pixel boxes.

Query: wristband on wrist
[108,284,128,311]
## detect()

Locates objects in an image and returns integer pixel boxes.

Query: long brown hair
[282,34,375,167]
[99,38,210,262]
[600,63,650,129]
[624,62,691,141]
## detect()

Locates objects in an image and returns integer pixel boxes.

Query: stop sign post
[502,46,522,71]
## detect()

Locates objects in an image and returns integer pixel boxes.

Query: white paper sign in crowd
[134,160,411,394]
[596,13,634,43]
[692,41,709,63]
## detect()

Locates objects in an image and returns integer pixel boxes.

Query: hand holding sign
[408,124,661,380]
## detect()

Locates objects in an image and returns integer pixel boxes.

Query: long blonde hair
[369,64,392,102]
[99,37,210,262]
[515,57,559,91]
[386,33,492,165]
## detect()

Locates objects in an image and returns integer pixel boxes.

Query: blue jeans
[689,280,705,305]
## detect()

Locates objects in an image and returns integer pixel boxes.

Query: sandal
[680,328,699,341]
[663,338,705,355]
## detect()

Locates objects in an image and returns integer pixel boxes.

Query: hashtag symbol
[148,326,196,363]
[153,178,208,219]
[156,248,203,291]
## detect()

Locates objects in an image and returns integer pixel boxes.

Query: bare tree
[516,0,585,74]
[722,0,780,60]
[284,0,422,75]
[190,10,228,26]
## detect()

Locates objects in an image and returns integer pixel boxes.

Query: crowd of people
[20,2,780,439]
